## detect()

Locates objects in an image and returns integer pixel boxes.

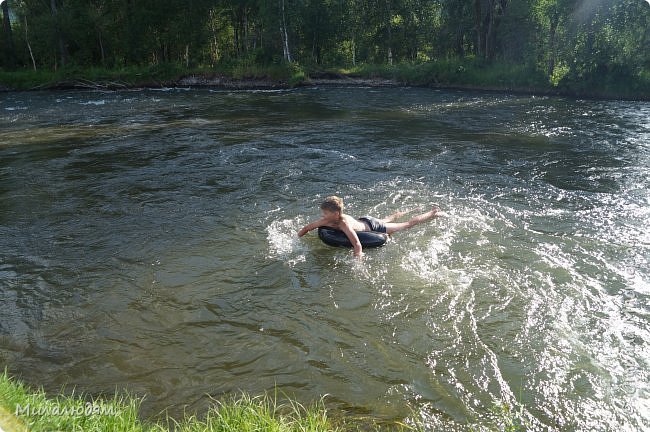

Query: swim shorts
[358,216,387,233]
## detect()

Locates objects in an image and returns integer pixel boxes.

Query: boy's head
[320,196,343,221]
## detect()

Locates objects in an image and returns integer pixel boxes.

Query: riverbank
[349,61,650,101]
[0,370,529,431]
[1,60,648,101]
[0,370,345,432]
[0,64,397,92]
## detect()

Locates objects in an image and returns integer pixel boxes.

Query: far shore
[0,73,399,92]
[180,73,399,88]
[1,69,649,102]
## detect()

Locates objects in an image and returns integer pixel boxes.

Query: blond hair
[320,196,344,214]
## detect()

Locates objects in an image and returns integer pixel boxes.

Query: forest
[0,0,649,96]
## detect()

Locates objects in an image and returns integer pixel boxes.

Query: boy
[297,195,442,257]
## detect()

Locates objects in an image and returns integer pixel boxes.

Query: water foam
[265,217,308,266]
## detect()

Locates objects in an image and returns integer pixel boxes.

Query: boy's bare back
[298,196,443,258]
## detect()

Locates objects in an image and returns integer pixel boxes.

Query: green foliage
[0,64,187,90]
[0,0,648,98]
[486,401,528,432]
[467,400,529,432]
[344,59,548,91]
[0,69,56,90]
[288,63,307,86]
[549,62,570,87]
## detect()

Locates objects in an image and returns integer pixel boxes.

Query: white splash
[79,100,106,106]
[266,217,307,266]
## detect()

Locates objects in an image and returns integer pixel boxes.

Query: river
[1,87,648,431]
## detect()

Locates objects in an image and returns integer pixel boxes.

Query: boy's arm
[298,218,327,237]
[340,221,363,257]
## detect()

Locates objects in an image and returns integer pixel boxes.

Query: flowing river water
[1,87,648,430]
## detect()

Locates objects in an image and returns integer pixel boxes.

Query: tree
[473,0,511,61]
[280,0,291,62]
[49,0,68,67]
[1,0,16,68]
[0,0,647,96]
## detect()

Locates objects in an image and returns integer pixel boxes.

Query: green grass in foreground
[0,369,532,431]
[0,370,346,432]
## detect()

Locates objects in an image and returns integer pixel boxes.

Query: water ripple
[1,88,648,430]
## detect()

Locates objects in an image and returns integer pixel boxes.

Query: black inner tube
[318,227,388,248]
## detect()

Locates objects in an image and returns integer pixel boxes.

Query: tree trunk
[312,10,321,64]
[50,0,68,68]
[410,13,419,61]
[98,31,105,65]
[234,23,239,55]
[124,0,135,64]
[2,0,15,68]
[485,0,508,61]
[24,16,36,70]
[242,8,249,51]
[474,0,483,57]
[485,0,494,60]
[455,24,465,57]
[280,0,291,62]
[208,8,220,64]
[386,0,393,65]
[547,11,559,77]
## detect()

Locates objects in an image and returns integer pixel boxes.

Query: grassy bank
[0,64,187,91]
[0,370,347,432]
[0,370,531,431]
[1,59,648,100]
[0,62,307,91]
[337,59,650,100]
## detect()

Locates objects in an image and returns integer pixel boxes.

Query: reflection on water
[1,88,649,430]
